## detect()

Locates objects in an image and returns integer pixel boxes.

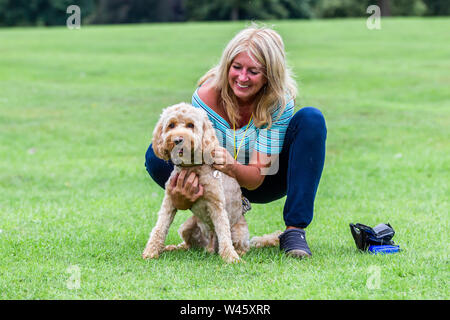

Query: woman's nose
[238,71,249,81]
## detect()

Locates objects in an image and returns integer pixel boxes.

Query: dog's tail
[250,230,283,248]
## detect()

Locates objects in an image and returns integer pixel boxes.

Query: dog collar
[174,162,204,168]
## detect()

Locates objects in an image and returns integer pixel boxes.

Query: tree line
[0,0,448,26]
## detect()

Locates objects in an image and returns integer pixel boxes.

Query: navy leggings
[145,107,327,229]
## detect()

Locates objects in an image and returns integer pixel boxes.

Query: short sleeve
[254,98,294,155]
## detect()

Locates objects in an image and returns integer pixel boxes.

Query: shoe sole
[286,249,312,259]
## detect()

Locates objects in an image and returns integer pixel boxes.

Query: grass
[0,17,449,299]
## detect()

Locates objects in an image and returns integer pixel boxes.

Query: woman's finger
[176,170,187,189]
[191,176,199,193]
[185,174,195,193]
[193,184,204,200]
[167,173,178,192]
[185,171,196,188]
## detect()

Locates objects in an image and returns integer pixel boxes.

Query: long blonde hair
[198,24,297,129]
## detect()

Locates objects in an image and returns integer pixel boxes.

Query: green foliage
[184,0,235,21]
[313,0,370,18]
[89,0,158,24]
[88,0,185,24]
[184,0,313,21]
[280,0,316,18]
[313,0,429,18]
[423,0,450,15]
[0,0,96,26]
[390,0,427,16]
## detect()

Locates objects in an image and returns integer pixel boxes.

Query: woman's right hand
[167,170,204,210]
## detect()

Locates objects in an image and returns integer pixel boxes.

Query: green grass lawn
[0,18,449,299]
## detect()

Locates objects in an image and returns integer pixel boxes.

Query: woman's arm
[213,147,277,190]
[230,161,265,190]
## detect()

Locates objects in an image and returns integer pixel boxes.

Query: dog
[142,102,281,263]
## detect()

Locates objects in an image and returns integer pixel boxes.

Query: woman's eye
[249,70,259,75]
[187,123,194,129]
[232,65,241,70]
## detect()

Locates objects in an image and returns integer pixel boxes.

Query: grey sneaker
[279,228,312,258]
[242,196,251,215]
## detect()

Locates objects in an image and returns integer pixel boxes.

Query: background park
[0,0,448,299]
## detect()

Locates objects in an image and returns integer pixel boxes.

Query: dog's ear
[151,115,166,160]
[202,115,219,164]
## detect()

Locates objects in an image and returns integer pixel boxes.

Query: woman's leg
[242,107,327,229]
[145,144,174,189]
[282,107,327,229]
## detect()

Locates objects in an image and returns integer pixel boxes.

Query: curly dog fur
[142,102,281,263]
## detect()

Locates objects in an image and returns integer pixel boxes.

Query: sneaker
[279,228,312,258]
[241,196,251,215]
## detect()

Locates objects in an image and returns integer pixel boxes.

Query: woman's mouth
[236,82,249,89]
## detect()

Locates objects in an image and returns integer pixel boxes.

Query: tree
[184,0,313,21]
[377,0,390,16]
[0,0,96,26]
[421,0,448,15]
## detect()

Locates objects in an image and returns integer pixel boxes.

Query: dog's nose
[173,137,184,145]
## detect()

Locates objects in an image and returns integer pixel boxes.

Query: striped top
[192,87,295,165]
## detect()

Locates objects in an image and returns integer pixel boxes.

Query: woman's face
[228,51,267,105]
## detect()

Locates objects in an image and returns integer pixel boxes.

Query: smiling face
[228,51,267,104]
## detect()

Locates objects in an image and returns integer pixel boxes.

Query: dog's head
[152,102,218,165]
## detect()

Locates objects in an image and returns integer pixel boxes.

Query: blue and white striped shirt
[192,87,294,165]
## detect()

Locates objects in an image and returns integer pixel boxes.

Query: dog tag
[213,170,221,179]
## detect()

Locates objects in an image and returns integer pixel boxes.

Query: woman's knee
[145,144,157,176]
[145,144,172,189]
[291,107,327,141]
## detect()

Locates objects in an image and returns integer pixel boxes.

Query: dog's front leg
[142,196,177,259]
[209,205,240,263]
[231,215,250,256]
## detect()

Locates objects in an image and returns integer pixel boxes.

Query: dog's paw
[142,247,160,259]
[226,255,243,264]
[235,248,248,257]
[234,240,250,256]
[222,250,241,264]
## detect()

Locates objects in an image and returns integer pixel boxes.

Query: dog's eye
[186,123,194,129]
[168,123,175,129]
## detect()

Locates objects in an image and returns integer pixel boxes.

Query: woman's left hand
[212,146,236,177]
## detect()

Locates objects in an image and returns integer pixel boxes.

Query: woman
[145,24,327,259]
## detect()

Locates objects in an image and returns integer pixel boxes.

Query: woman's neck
[216,90,258,128]
[235,104,254,128]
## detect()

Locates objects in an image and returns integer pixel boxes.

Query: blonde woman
[145,25,327,258]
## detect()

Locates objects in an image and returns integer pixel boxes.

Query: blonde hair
[198,23,297,129]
